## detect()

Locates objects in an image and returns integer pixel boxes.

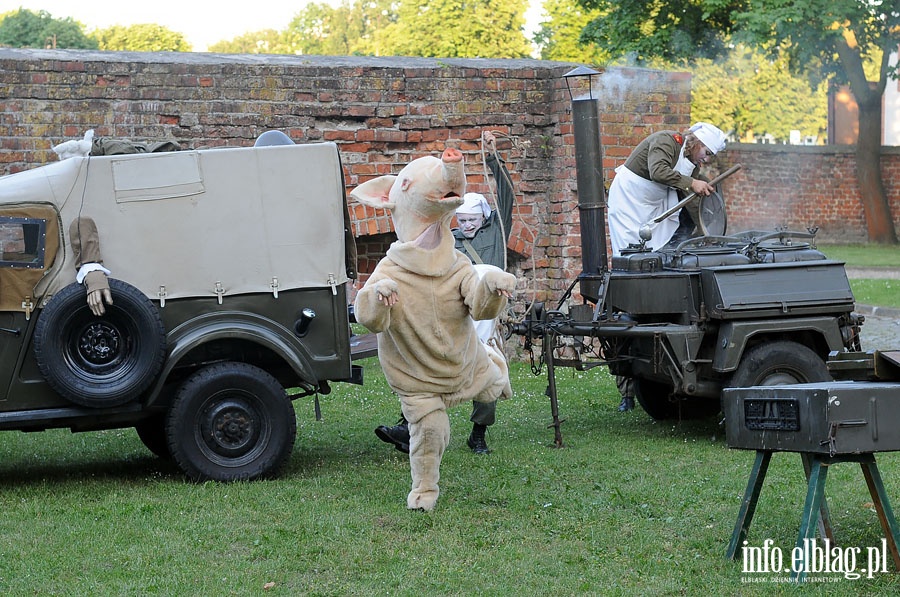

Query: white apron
[607,148,694,255]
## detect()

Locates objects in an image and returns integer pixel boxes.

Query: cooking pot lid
[699,190,727,236]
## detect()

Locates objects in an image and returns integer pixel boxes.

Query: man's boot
[616,375,635,412]
[375,415,410,454]
[467,423,490,454]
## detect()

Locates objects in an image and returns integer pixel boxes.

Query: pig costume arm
[461,263,514,321]
[353,274,399,333]
[349,173,402,333]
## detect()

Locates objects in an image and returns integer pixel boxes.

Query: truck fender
[713,317,845,373]
[147,313,318,403]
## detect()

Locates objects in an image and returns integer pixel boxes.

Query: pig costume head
[352,148,466,245]
[352,148,516,512]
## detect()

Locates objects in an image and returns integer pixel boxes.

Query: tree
[533,0,609,64]
[338,0,400,56]
[91,24,191,52]
[578,0,899,243]
[208,30,292,55]
[691,45,828,143]
[279,0,530,58]
[0,8,98,49]
[282,1,383,56]
[376,0,532,58]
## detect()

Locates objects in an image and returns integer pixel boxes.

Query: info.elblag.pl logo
[741,538,891,581]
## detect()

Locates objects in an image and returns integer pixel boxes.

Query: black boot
[467,423,491,454]
[618,396,635,412]
[375,416,410,454]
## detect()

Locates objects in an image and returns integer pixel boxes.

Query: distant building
[885,49,900,145]
[829,47,899,146]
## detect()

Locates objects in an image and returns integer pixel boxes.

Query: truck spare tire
[34,278,166,408]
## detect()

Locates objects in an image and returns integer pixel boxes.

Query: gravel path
[858,311,900,351]
[841,266,900,349]
[845,266,900,279]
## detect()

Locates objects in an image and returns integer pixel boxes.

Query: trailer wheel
[634,378,722,420]
[166,362,296,482]
[729,340,829,388]
[33,278,166,407]
[633,378,678,420]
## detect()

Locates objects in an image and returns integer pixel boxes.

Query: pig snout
[441,148,463,163]
[440,148,465,198]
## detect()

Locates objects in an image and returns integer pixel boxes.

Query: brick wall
[0,49,897,307]
[717,144,900,243]
[0,223,25,254]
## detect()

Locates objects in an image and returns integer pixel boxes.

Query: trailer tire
[166,362,296,482]
[634,378,678,420]
[634,378,723,421]
[728,340,829,389]
[33,278,166,408]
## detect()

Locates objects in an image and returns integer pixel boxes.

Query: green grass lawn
[817,244,899,269]
[819,244,899,308]
[846,279,898,309]
[1,359,897,594]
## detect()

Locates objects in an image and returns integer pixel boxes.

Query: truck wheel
[166,362,296,482]
[729,340,829,388]
[33,278,166,408]
[135,414,171,459]
[633,378,678,420]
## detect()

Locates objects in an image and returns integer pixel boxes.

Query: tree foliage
[534,0,827,142]
[534,0,609,64]
[0,8,97,49]
[279,0,395,56]
[378,0,531,58]
[208,29,292,55]
[91,24,191,52]
[273,0,530,58]
[691,45,828,142]
[577,0,899,91]
[577,0,737,64]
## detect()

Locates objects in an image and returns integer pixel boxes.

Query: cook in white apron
[607,147,695,256]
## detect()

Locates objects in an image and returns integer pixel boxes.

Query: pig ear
[350,175,397,210]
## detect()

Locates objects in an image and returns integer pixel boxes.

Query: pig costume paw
[373,278,400,306]
[483,269,516,297]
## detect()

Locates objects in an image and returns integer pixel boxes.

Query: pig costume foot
[404,406,450,511]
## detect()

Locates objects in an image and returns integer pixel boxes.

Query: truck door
[0,205,61,399]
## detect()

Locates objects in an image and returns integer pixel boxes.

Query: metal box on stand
[723,381,900,455]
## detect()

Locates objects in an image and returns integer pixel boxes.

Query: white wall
[885,50,900,146]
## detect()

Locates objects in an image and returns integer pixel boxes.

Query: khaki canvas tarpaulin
[0,205,60,312]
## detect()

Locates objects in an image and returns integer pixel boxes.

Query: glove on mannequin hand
[84,270,113,316]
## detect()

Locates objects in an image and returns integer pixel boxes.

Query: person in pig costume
[352,147,516,511]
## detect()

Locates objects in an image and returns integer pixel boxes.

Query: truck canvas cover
[0,142,349,302]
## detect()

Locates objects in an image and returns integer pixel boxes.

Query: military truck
[517,226,862,422]
[514,78,863,431]
[603,229,861,419]
[0,135,364,481]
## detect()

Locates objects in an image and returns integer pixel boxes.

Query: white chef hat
[457,193,491,218]
[690,122,727,155]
